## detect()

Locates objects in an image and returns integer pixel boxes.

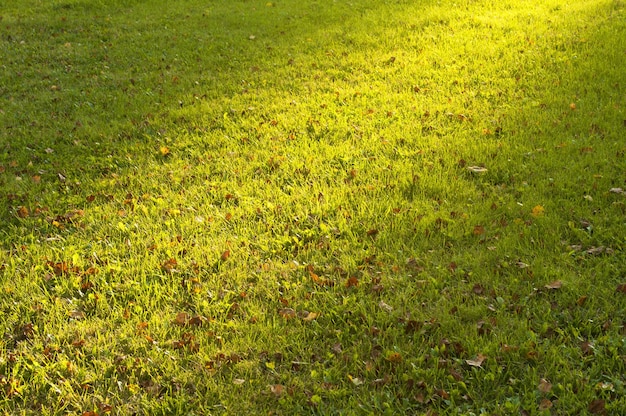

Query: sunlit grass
[1,0,625,414]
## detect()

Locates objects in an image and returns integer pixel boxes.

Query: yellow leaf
[531,205,544,217]
[159,146,170,156]
[302,312,319,322]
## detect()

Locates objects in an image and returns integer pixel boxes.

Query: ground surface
[1,0,626,414]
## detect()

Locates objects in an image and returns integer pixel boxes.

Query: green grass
[1,0,626,414]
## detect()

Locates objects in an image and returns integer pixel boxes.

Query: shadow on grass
[0,0,625,246]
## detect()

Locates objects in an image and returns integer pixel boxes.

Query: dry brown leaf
[544,280,562,290]
[588,399,606,415]
[174,312,190,326]
[68,310,85,320]
[539,398,553,410]
[466,353,486,368]
[538,378,552,393]
[279,308,297,319]
[269,384,284,396]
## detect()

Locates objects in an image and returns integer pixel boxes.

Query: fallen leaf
[585,246,613,256]
[233,378,245,385]
[467,166,488,173]
[588,399,606,415]
[609,187,625,195]
[616,283,626,293]
[220,250,230,261]
[581,340,594,356]
[269,384,284,396]
[349,375,364,386]
[539,398,553,410]
[473,225,485,235]
[279,308,297,319]
[174,312,190,326]
[472,283,484,295]
[309,268,333,286]
[544,280,562,290]
[161,258,178,274]
[68,310,85,320]
[466,353,486,368]
[345,276,359,288]
[386,352,403,363]
[17,206,29,218]
[302,311,319,322]
[531,205,545,217]
[159,146,170,156]
[538,378,552,393]
[188,315,208,326]
[378,300,393,312]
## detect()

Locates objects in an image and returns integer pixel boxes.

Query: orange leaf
[309,269,334,287]
[386,352,403,364]
[473,225,485,235]
[17,206,29,218]
[616,283,626,293]
[345,276,359,288]
[161,258,178,274]
[221,250,231,261]
[269,384,284,396]
[531,205,545,217]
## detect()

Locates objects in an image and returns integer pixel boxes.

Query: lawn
[1,0,625,414]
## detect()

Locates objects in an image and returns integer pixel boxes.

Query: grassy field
[1,0,626,414]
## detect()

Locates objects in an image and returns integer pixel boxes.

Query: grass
[1,0,626,414]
